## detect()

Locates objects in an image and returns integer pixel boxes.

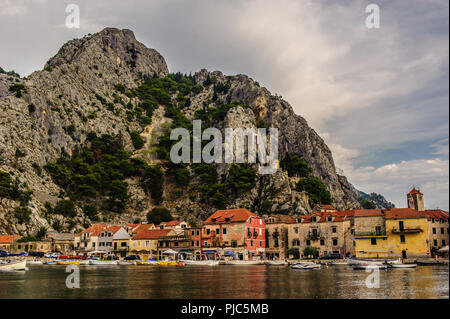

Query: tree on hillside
[146,207,173,225]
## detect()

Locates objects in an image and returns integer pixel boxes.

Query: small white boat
[183,260,220,266]
[291,262,321,270]
[224,260,265,265]
[347,258,385,266]
[27,260,43,265]
[352,264,388,270]
[384,258,402,265]
[88,260,118,265]
[389,263,417,269]
[117,260,135,265]
[0,260,28,271]
[44,261,56,265]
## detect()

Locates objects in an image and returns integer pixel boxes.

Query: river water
[0,264,448,299]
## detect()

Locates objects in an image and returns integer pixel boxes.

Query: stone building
[264,214,295,260]
[422,209,449,253]
[286,212,354,258]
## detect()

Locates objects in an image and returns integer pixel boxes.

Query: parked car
[44,252,60,258]
[124,255,141,261]
[105,255,119,261]
[0,251,9,257]
[319,253,343,260]
[28,251,45,257]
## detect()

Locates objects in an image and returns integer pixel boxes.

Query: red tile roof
[299,212,350,223]
[408,188,423,195]
[354,209,384,217]
[204,209,257,224]
[0,235,18,244]
[161,221,183,227]
[420,209,449,221]
[384,208,427,219]
[132,229,172,240]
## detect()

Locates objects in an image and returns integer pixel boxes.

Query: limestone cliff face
[0,28,360,235]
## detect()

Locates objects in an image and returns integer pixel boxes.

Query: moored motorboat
[136,260,165,266]
[352,264,387,270]
[0,260,27,271]
[88,260,118,265]
[347,258,385,266]
[291,262,321,270]
[389,263,417,269]
[56,260,80,266]
[27,260,43,265]
[44,260,56,265]
[224,260,265,265]
[183,260,220,266]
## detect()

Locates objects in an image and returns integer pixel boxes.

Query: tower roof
[408,187,423,195]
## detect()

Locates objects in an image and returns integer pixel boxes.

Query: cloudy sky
[1,0,448,210]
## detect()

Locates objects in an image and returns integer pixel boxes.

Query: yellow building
[354,208,429,259]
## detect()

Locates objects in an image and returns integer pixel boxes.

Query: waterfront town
[1,189,448,263]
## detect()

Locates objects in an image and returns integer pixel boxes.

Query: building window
[191,230,195,236]
[260,241,262,247]
[206,229,210,235]
[320,239,325,246]
[204,241,208,246]
[434,239,438,246]
[306,240,311,246]
[441,228,445,234]
[400,235,405,243]
[232,241,237,248]
[332,239,338,246]
[274,239,279,248]
[371,238,377,245]
[250,240,253,247]
[93,242,96,248]
[328,217,332,222]
[443,240,446,246]
[216,228,220,235]
[432,228,436,234]
[292,239,300,246]
[332,227,337,233]
[222,228,227,235]
[375,226,382,236]
[294,227,298,234]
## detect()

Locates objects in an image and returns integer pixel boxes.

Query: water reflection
[0,265,447,299]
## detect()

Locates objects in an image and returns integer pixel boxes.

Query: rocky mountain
[357,191,396,209]
[0,27,361,236]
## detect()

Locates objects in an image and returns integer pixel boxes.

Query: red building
[203,209,265,260]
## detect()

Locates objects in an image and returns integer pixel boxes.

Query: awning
[179,249,193,253]
[224,250,235,256]
[438,245,449,253]
[202,250,218,254]
[162,249,178,254]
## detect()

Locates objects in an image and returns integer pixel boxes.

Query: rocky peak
[44,27,168,82]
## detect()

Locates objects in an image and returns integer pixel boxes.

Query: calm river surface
[0,264,448,299]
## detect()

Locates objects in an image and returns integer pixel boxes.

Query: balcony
[306,231,322,241]
[113,246,129,252]
[392,227,422,234]
[354,231,387,238]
